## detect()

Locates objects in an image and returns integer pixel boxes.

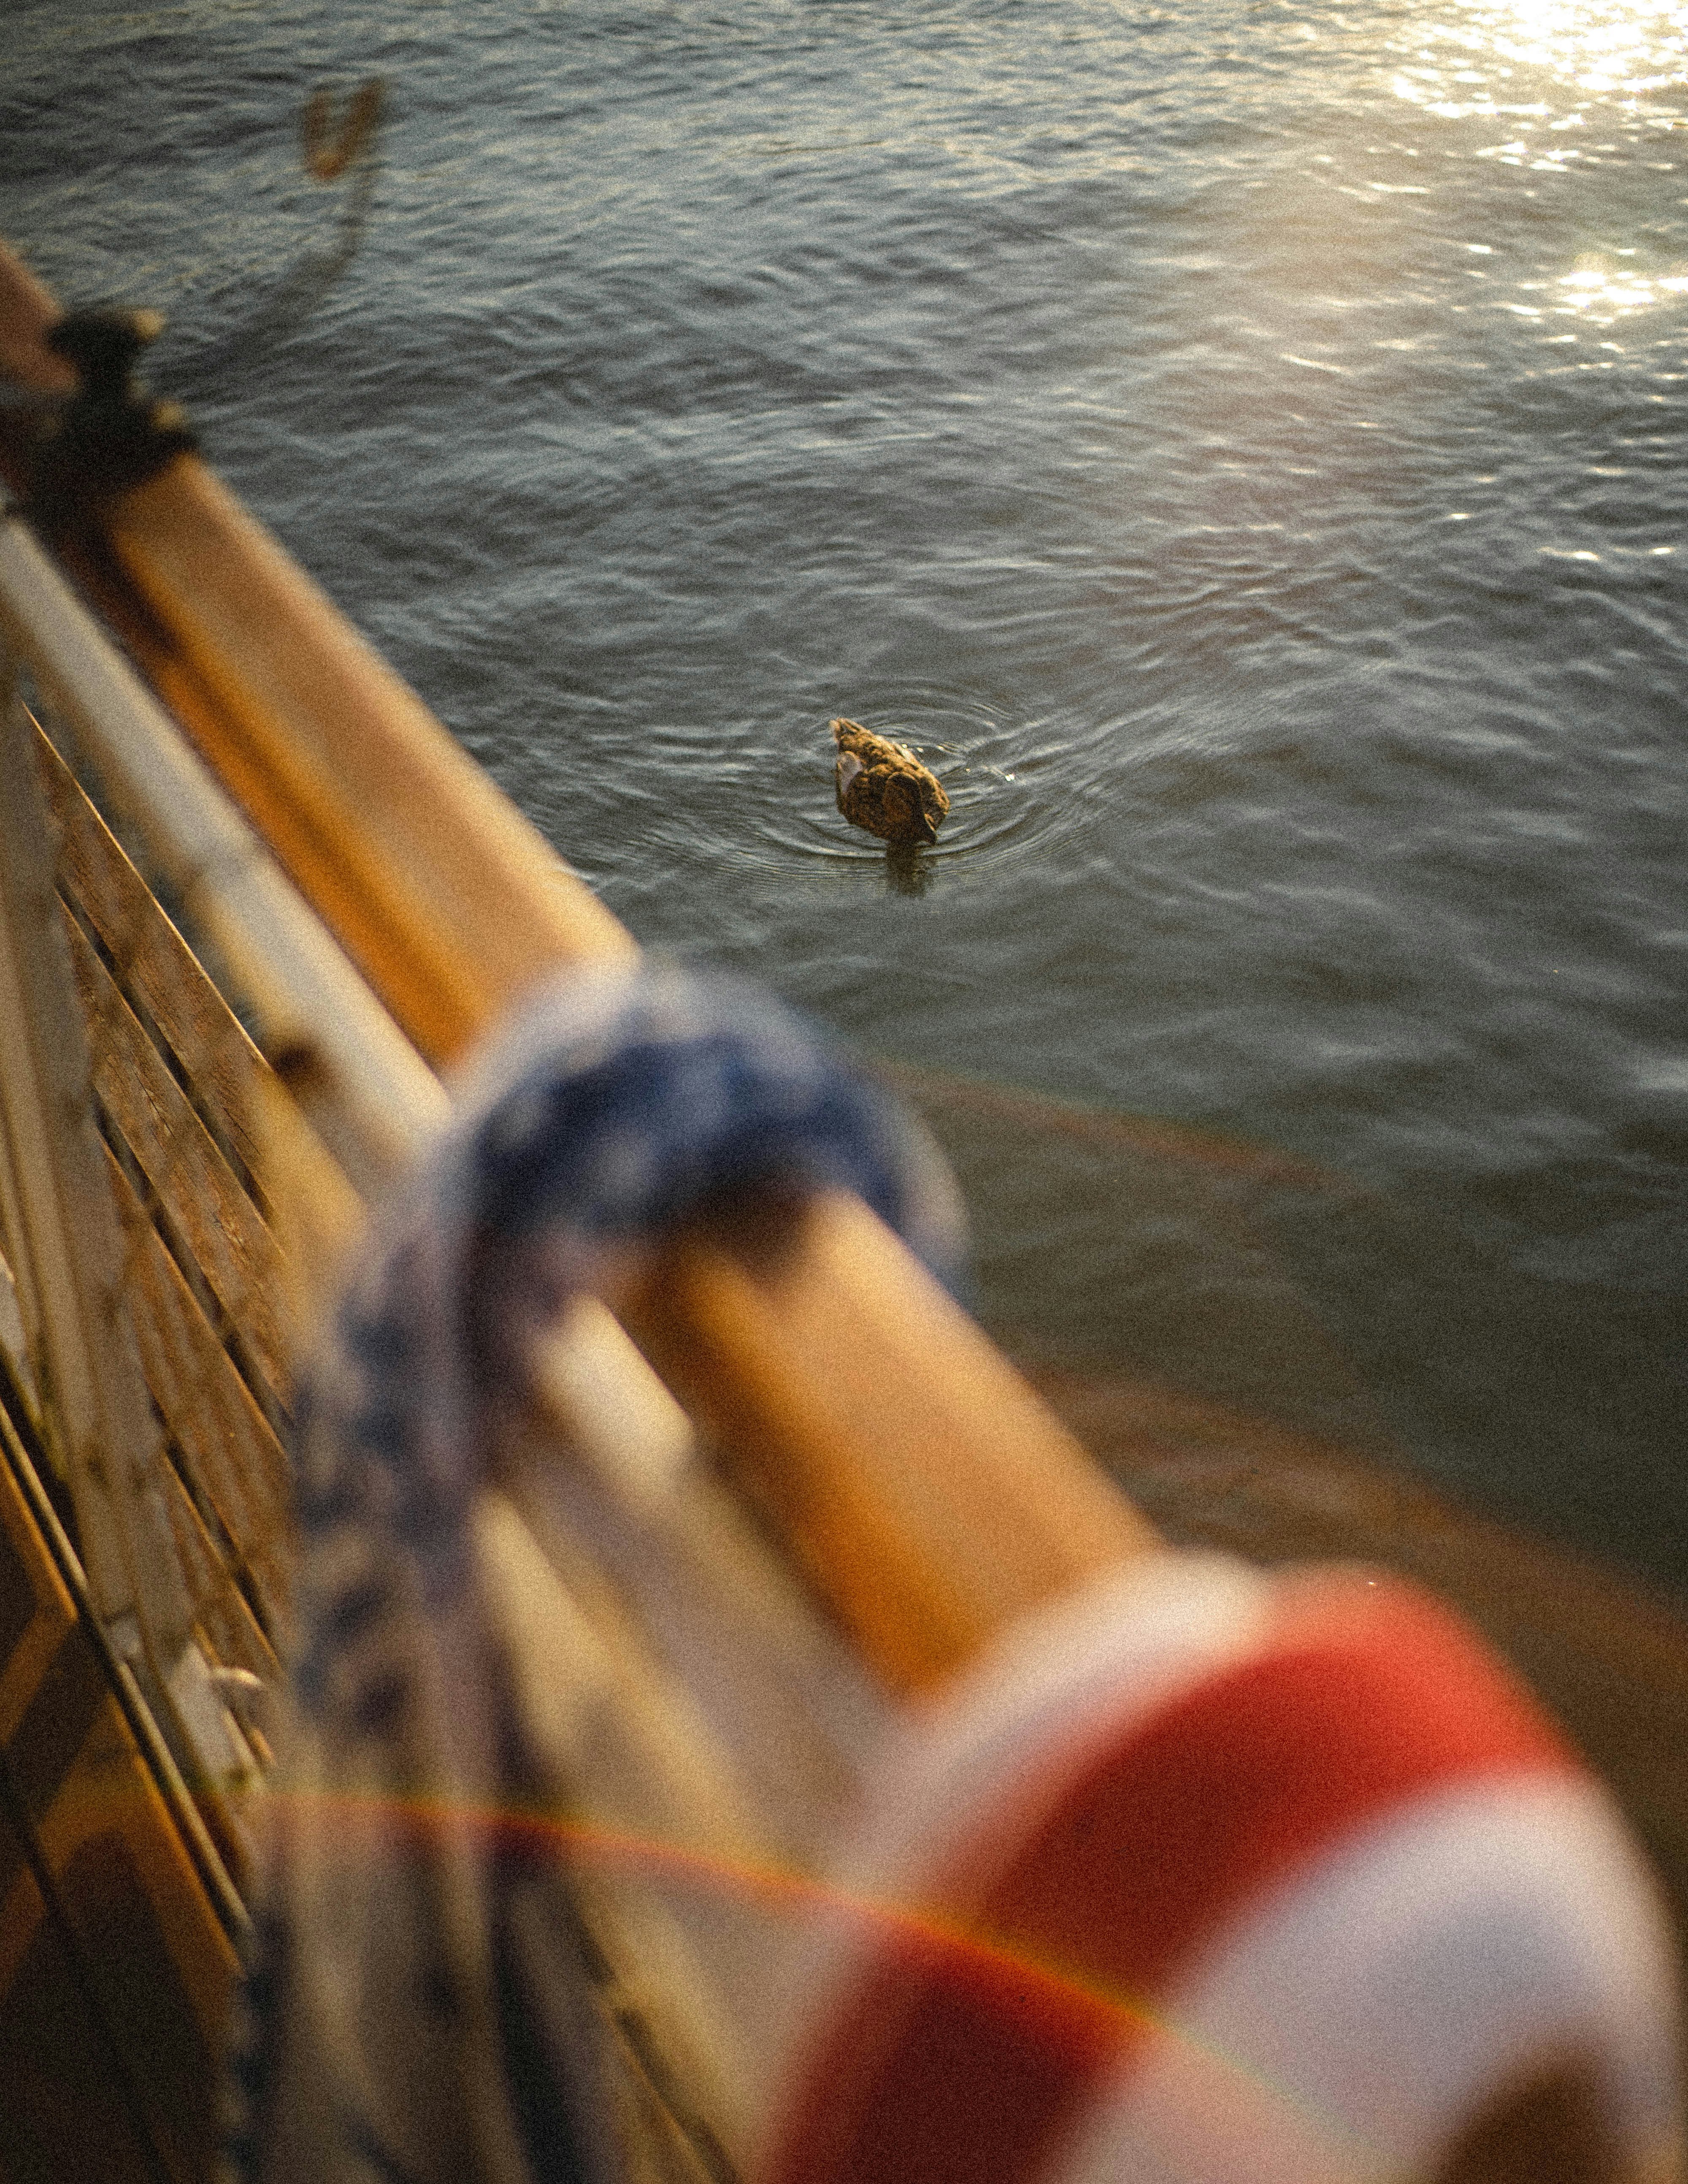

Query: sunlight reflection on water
[1392,0,1688,119]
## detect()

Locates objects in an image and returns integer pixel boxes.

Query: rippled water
[5,0,1686,1596]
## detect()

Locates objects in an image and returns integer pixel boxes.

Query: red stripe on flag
[759,1575,1574,2184]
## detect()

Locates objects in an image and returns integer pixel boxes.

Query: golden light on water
[1380,0,1688,333]
[1486,0,1688,89]
[1390,0,1688,118]
[1555,252,1688,319]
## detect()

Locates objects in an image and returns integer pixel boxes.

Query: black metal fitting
[28,306,196,522]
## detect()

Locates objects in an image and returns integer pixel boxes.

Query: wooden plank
[35,715,272,1195]
[101,1141,289,1637]
[0,1858,164,2184]
[0,1443,238,2184]
[0,662,195,1665]
[60,907,289,1403]
[36,511,1159,1692]
[0,246,73,401]
[154,1424,276,1691]
[65,472,1159,1692]
[16,1138,278,1701]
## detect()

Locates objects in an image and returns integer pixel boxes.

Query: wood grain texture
[61,906,288,1402]
[152,1416,276,1690]
[35,716,272,1195]
[100,1140,290,1635]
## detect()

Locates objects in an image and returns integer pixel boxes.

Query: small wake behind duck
[831,716,951,846]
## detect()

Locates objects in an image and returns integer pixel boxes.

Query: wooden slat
[0,1441,239,2184]
[35,717,271,1194]
[0,657,195,1664]
[101,1141,289,1633]
[60,909,288,1402]
[154,1434,275,1690]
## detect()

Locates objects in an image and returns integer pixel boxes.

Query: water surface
[5,0,1686,1595]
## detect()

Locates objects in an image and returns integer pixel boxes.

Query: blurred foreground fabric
[225,963,1682,2184]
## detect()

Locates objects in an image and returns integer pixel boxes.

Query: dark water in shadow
[4,0,1685,1598]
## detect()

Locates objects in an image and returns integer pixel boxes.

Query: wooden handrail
[0,241,1156,1695]
[96,460,640,1058]
[624,1192,1150,1689]
[0,247,73,396]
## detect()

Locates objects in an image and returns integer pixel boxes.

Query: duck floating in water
[831,718,951,846]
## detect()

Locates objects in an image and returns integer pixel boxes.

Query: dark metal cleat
[31,304,195,520]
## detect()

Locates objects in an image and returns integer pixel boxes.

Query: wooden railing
[0,242,1157,1703]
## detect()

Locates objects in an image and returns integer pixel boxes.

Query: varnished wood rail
[0,240,1156,1696]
